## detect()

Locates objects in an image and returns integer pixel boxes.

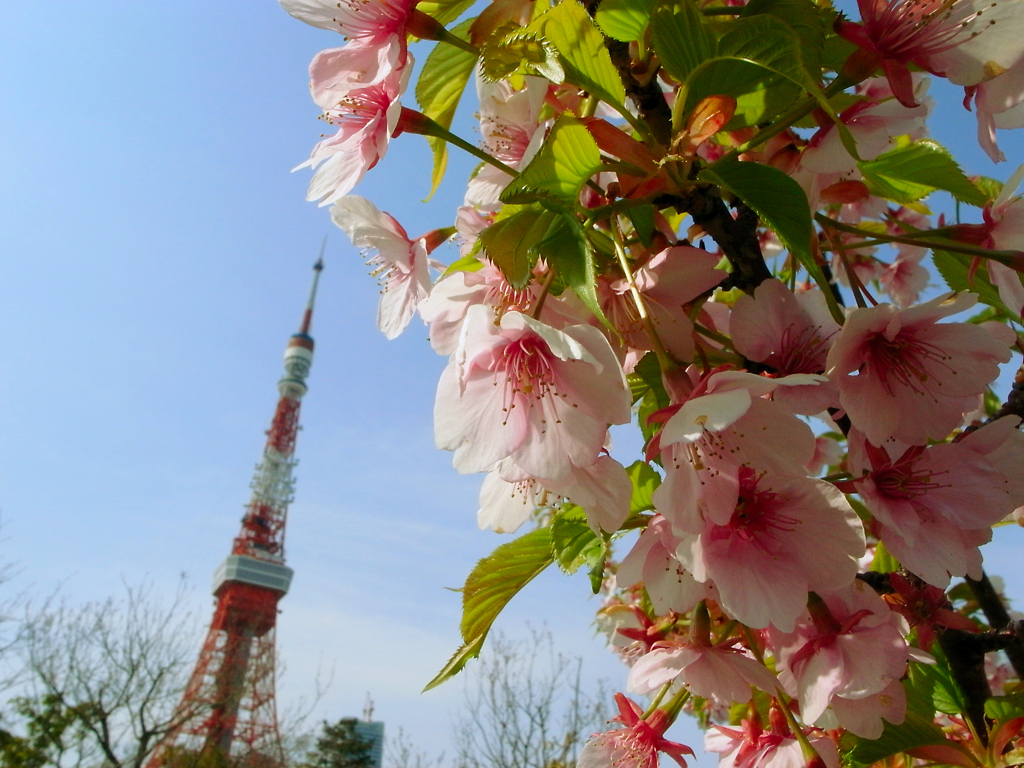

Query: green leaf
[651,0,716,84]
[596,0,653,42]
[551,506,605,575]
[587,556,606,593]
[478,205,558,287]
[926,644,969,716]
[741,0,825,76]
[501,114,602,207]
[860,141,989,207]
[441,254,486,279]
[416,0,477,26]
[423,635,485,691]
[933,251,1011,315]
[905,660,941,717]
[426,527,555,690]
[416,18,479,200]
[986,694,1024,726]
[974,175,1004,203]
[700,160,811,263]
[701,160,843,322]
[678,16,817,129]
[848,707,949,765]
[533,0,627,107]
[638,388,665,446]
[479,22,565,83]
[821,24,858,72]
[460,527,554,647]
[870,539,900,573]
[684,59,800,130]
[848,670,949,765]
[673,13,848,147]
[628,351,669,406]
[627,460,660,513]
[628,205,656,247]
[535,213,605,320]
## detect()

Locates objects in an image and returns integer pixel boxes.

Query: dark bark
[683,191,773,294]
[989,362,1024,423]
[965,573,1024,678]
[604,39,673,147]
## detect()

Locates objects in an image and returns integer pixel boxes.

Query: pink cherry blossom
[767,582,909,724]
[546,455,633,533]
[883,571,979,649]
[826,292,1011,446]
[628,639,779,705]
[806,435,842,477]
[578,695,694,768]
[837,0,1024,108]
[597,603,647,661]
[828,236,886,289]
[965,55,1024,162]
[617,517,710,615]
[705,720,839,768]
[477,455,633,534]
[731,280,841,415]
[652,370,820,532]
[476,464,545,534]
[848,418,1024,586]
[296,69,408,206]
[980,167,1024,316]
[280,0,415,90]
[828,678,907,739]
[799,77,930,175]
[455,205,493,255]
[988,261,1024,317]
[674,469,865,632]
[419,262,584,356]
[330,195,430,339]
[419,263,533,355]
[465,76,547,210]
[434,306,631,479]
[601,246,726,371]
[879,244,929,307]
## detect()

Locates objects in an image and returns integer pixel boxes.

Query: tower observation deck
[147,261,323,768]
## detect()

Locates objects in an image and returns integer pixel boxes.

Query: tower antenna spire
[299,239,326,335]
[147,258,325,768]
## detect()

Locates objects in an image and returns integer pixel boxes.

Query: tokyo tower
[148,260,324,768]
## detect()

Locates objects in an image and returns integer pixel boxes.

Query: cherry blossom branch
[530,269,556,319]
[407,10,480,56]
[680,189,772,294]
[605,38,672,147]
[397,108,519,178]
[816,214,1024,269]
[823,228,874,308]
[641,681,673,718]
[773,694,821,764]
[987,361,1024,424]
[659,684,691,721]
[610,220,678,373]
[964,574,1024,678]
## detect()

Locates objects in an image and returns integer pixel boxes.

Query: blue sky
[3,2,1024,765]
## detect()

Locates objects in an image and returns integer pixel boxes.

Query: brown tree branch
[682,189,773,294]
[965,573,1024,678]
[603,39,673,148]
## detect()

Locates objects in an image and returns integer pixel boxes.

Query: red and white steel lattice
[147,261,323,768]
